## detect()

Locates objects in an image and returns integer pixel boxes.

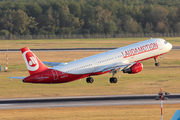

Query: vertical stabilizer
[21,47,48,75]
[171,110,180,120]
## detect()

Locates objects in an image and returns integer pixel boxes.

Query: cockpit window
[164,41,167,44]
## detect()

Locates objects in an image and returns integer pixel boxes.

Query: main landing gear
[109,69,118,83]
[154,56,160,66]
[86,77,94,83]
[86,69,119,84]
[86,76,118,84]
[109,77,117,83]
[86,75,118,84]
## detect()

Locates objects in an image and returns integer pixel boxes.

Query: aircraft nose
[168,42,173,50]
[22,79,25,82]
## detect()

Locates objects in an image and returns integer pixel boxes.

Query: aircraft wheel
[155,63,160,66]
[89,77,94,83]
[86,77,94,83]
[110,78,114,83]
[109,77,117,83]
[113,77,117,83]
[86,77,90,83]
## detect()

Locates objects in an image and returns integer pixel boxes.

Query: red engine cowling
[123,62,143,74]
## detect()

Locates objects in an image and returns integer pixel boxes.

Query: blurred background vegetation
[0,0,179,36]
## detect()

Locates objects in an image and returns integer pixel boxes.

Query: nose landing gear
[154,56,160,66]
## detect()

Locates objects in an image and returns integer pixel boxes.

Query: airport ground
[0,37,180,119]
[0,104,179,120]
[0,37,180,49]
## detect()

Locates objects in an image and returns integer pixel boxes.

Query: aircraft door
[51,70,58,80]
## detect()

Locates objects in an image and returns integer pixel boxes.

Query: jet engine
[123,62,143,74]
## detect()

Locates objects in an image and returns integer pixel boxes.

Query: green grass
[0,37,179,49]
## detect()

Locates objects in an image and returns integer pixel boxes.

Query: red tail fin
[21,47,48,75]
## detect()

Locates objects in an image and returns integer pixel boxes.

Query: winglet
[171,110,180,120]
[21,47,48,75]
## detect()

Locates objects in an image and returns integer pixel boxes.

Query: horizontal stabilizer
[9,77,26,79]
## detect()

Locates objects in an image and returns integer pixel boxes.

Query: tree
[155,21,166,33]
[0,9,14,33]
[0,30,9,35]
[0,0,180,35]
[24,16,38,35]
[0,9,35,34]
[68,2,81,17]
[174,22,180,32]
[167,7,179,31]
[87,0,103,7]
[37,7,59,34]
[83,5,112,33]
[90,23,104,34]
[57,27,72,34]
[26,3,42,18]
[56,6,79,34]
[123,17,139,33]
[150,6,169,27]
[144,22,153,33]
[13,10,31,34]
[14,3,26,11]
[113,18,123,33]
[104,21,117,34]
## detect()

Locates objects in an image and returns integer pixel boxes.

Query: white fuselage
[52,38,172,75]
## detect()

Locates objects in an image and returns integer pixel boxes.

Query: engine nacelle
[123,62,143,74]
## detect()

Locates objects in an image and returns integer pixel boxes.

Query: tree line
[0,0,180,35]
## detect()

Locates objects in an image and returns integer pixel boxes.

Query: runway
[0,46,179,52]
[0,94,180,109]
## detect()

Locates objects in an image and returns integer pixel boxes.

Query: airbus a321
[10,38,172,84]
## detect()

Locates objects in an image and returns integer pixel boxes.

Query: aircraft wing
[43,62,68,67]
[102,62,136,73]
[9,77,26,79]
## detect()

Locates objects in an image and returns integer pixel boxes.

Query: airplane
[10,38,172,84]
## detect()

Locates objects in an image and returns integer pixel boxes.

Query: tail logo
[23,51,39,71]
[28,57,37,66]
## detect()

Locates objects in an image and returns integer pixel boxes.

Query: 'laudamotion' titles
[121,42,159,58]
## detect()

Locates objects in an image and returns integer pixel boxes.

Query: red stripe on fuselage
[23,68,109,84]
[23,69,88,83]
